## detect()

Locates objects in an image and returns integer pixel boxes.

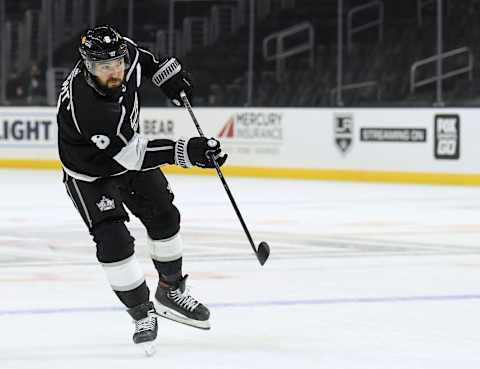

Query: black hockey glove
[174,137,227,168]
[152,57,193,106]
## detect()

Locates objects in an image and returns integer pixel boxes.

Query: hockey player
[56,25,226,353]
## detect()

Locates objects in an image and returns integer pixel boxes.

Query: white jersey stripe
[63,165,128,182]
[138,47,159,63]
[146,146,174,152]
[126,48,139,82]
[71,178,93,228]
[116,105,128,144]
[69,61,83,134]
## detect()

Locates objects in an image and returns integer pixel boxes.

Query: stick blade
[256,241,270,266]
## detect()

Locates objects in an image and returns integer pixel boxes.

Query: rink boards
[0,106,478,184]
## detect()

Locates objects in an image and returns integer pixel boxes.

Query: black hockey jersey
[57,38,175,181]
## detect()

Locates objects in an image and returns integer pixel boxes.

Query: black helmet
[78,25,130,76]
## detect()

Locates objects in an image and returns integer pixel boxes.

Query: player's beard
[84,68,124,97]
[107,78,122,88]
[102,76,124,96]
[88,74,124,97]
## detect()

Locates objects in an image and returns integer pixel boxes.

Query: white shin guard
[148,233,183,262]
[101,254,145,292]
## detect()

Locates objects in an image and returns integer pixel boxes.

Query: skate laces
[169,287,200,312]
[135,313,156,333]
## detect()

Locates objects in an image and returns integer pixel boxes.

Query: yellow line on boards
[0,159,62,170]
[1,159,480,185]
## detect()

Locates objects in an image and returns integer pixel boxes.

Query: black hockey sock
[152,257,182,282]
[114,281,150,308]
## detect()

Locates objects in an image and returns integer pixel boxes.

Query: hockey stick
[179,91,270,266]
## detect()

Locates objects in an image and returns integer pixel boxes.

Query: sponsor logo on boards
[434,114,460,160]
[360,128,426,142]
[334,114,353,154]
[218,112,283,156]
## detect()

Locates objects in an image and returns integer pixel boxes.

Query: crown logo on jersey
[96,196,115,212]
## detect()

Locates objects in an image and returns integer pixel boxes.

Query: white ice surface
[0,169,479,369]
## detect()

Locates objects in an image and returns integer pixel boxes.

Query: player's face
[94,57,126,89]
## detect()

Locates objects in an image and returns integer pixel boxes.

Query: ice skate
[154,274,210,330]
[127,301,159,356]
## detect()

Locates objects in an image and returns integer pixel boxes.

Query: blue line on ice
[1,294,479,316]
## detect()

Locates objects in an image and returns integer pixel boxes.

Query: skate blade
[140,341,157,357]
[154,301,210,330]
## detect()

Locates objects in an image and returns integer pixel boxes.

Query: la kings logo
[334,114,353,154]
[96,196,115,212]
[434,114,460,160]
